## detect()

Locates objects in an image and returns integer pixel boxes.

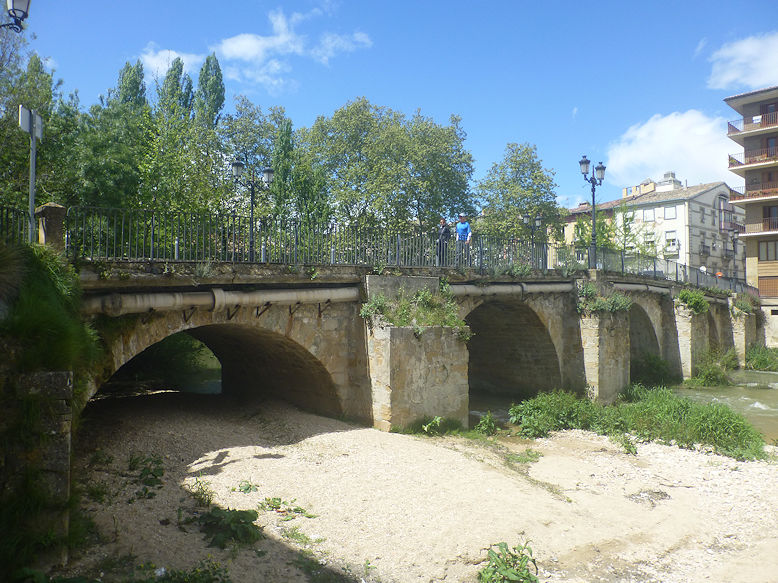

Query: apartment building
[565,172,744,278]
[725,85,778,296]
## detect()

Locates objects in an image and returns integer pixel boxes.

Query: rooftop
[724,85,778,114]
[567,182,730,217]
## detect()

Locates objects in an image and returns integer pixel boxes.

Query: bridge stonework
[79,266,766,430]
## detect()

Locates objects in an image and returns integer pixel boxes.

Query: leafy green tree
[193,54,224,129]
[306,97,474,232]
[573,209,615,250]
[476,143,560,241]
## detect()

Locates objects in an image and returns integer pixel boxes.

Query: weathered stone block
[366,321,469,430]
[365,275,439,300]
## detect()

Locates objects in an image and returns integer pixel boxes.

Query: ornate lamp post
[523,214,542,268]
[579,155,606,268]
[232,161,274,262]
[1,0,31,32]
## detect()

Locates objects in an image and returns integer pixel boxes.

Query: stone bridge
[80,261,764,431]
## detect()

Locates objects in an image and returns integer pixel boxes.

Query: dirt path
[56,393,778,582]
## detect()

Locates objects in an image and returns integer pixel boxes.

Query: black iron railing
[0,206,30,245]
[60,206,757,295]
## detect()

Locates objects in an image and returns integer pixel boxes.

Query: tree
[573,209,615,250]
[476,143,560,241]
[193,54,224,129]
[306,97,474,232]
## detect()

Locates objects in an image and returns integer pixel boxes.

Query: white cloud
[708,31,778,90]
[693,37,707,59]
[606,110,735,188]
[571,106,578,119]
[140,43,205,81]
[311,31,372,65]
[212,8,371,92]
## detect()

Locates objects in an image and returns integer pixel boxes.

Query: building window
[665,205,676,219]
[643,208,654,222]
[759,240,778,261]
[700,207,705,223]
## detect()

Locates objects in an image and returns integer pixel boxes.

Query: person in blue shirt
[455,213,472,266]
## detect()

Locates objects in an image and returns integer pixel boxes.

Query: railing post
[478,237,483,273]
[396,234,401,266]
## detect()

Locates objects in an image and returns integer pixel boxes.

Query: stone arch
[464,299,562,400]
[93,302,370,420]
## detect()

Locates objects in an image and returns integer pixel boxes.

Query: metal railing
[730,182,778,201]
[727,111,778,134]
[0,206,30,245]
[745,216,778,234]
[63,206,757,295]
[728,148,778,168]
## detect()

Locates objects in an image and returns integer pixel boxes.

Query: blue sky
[22,0,778,209]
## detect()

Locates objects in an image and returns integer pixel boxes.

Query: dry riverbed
[55,392,778,583]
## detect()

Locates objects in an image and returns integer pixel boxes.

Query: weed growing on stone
[127,453,164,503]
[478,541,538,583]
[232,480,259,494]
[281,525,325,546]
[186,476,214,507]
[745,344,778,371]
[258,497,316,520]
[196,507,263,549]
[677,288,709,314]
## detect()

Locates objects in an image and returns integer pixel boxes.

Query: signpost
[18,105,42,243]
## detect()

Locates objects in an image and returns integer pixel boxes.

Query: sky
[19,0,778,210]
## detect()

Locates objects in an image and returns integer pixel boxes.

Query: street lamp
[1,0,31,32]
[522,214,542,268]
[232,161,274,262]
[729,227,740,281]
[579,155,606,268]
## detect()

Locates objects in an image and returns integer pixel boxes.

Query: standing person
[437,217,451,266]
[455,213,472,266]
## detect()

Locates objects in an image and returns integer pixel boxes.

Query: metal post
[249,180,255,262]
[590,180,596,269]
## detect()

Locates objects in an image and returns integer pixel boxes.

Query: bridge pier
[579,311,630,403]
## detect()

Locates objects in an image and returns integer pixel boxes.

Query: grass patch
[631,353,679,387]
[392,415,464,436]
[508,385,766,461]
[677,288,709,314]
[257,497,316,520]
[745,344,778,372]
[685,349,738,387]
[186,476,214,507]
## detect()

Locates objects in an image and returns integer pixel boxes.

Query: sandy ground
[55,392,778,583]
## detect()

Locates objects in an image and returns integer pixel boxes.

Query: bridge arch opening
[465,300,561,404]
[629,304,661,382]
[100,324,341,417]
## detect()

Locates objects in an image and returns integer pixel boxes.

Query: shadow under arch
[465,299,561,401]
[707,311,720,353]
[629,303,661,378]
[185,324,343,418]
[99,322,342,419]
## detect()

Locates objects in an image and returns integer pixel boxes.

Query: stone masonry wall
[366,321,469,431]
[579,311,630,403]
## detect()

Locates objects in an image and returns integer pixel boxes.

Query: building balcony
[724,248,735,259]
[699,243,711,256]
[730,182,778,203]
[727,111,778,144]
[728,147,778,176]
[743,216,778,236]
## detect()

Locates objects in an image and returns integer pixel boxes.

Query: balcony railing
[728,111,778,134]
[745,216,778,234]
[728,147,778,168]
[699,244,711,256]
[730,181,778,202]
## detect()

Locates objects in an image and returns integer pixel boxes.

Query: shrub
[576,283,632,315]
[474,411,498,436]
[686,349,737,386]
[479,541,538,583]
[508,385,765,460]
[360,286,471,340]
[677,289,709,314]
[197,508,263,549]
[745,345,778,372]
